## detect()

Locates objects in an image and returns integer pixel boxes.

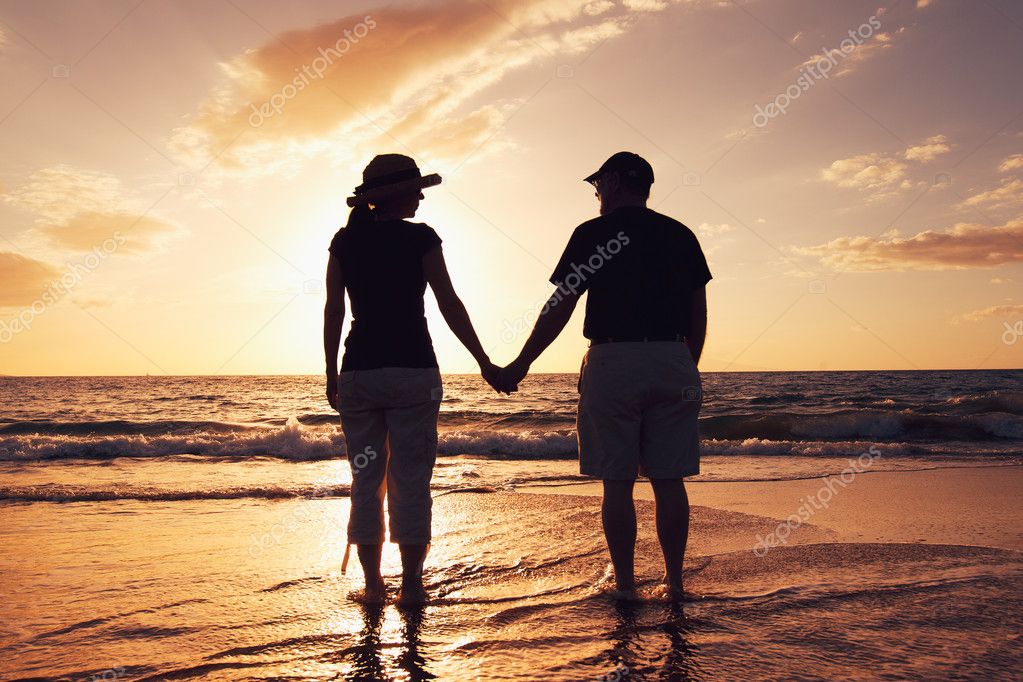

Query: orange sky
[1,0,1021,375]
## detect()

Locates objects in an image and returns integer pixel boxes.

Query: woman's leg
[340,375,390,601]
[383,371,442,604]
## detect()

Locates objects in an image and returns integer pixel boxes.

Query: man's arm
[501,287,581,391]
[685,286,707,366]
[323,254,345,409]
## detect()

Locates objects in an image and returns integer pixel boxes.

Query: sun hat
[346,154,442,207]
[583,151,655,186]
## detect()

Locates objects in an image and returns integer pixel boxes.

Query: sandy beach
[4,463,1020,680]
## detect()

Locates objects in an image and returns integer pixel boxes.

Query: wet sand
[2,466,1021,680]
[521,464,1023,551]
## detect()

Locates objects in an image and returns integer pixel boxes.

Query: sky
[1,0,1021,375]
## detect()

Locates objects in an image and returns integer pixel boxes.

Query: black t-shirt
[328,219,442,370]
[549,206,711,341]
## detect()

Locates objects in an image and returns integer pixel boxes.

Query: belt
[589,334,684,346]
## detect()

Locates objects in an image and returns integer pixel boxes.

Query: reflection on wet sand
[347,604,433,681]
[3,491,1021,680]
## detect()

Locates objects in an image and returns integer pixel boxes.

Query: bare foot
[609,586,642,602]
[396,581,428,607]
[350,577,387,605]
[599,580,642,602]
[664,583,685,602]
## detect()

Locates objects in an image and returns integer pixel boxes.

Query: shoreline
[519,465,1023,552]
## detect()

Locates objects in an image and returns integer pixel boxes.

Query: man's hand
[497,359,529,394]
[326,373,339,412]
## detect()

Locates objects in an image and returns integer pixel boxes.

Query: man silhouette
[499,152,711,599]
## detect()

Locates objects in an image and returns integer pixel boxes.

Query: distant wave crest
[0,392,1020,462]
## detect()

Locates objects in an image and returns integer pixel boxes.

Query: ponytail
[345,203,375,230]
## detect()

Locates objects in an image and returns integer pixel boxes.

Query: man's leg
[650,478,689,596]
[602,479,637,593]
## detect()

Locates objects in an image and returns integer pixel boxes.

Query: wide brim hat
[346,154,442,207]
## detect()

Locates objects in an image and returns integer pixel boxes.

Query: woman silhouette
[324,154,499,605]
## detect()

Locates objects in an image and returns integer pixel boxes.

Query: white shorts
[577,342,702,480]
[338,367,442,545]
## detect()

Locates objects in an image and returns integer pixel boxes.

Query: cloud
[830,30,893,78]
[794,17,898,80]
[820,135,950,197]
[174,0,685,172]
[961,304,1023,321]
[999,154,1023,173]
[820,152,909,193]
[903,134,950,162]
[0,253,60,307]
[622,0,669,10]
[796,217,1023,271]
[958,178,1023,211]
[37,211,175,253]
[697,222,735,236]
[4,165,178,253]
[583,0,615,15]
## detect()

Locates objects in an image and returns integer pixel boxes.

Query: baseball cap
[583,151,655,186]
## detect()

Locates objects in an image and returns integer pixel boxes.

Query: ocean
[2,370,1021,680]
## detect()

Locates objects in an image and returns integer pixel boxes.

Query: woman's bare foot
[351,577,387,605]
[603,579,642,602]
[609,586,642,602]
[664,583,685,602]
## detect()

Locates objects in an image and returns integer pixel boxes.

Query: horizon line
[1,368,1021,378]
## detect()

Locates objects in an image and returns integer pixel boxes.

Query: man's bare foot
[397,581,428,607]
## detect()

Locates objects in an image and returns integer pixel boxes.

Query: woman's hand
[326,373,339,412]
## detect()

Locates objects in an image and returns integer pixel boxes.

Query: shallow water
[2,371,1021,466]
[2,372,1022,679]
[3,492,1021,681]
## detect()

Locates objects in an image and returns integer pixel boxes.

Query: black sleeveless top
[328,219,442,371]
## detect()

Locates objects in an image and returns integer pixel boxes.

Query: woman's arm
[423,246,499,387]
[324,254,345,410]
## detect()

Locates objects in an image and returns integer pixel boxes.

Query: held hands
[480,357,529,395]
[496,359,528,394]
[480,359,506,395]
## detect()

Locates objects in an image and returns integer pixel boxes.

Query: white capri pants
[338,367,442,545]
